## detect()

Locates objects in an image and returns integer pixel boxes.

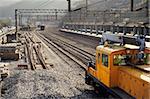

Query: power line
[34,0,49,8]
[87,0,107,7]
[73,0,132,12]
[39,0,55,9]
[34,0,52,9]
[73,0,108,11]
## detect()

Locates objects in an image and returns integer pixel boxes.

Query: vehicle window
[145,54,150,65]
[102,54,108,67]
[137,53,150,65]
[113,53,150,66]
[113,54,126,66]
[97,53,100,64]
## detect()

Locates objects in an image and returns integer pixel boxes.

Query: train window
[113,54,126,66]
[145,54,150,65]
[113,53,150,66]
[102,54,108,67]
[97,53,100,64]
[136,53,150,65]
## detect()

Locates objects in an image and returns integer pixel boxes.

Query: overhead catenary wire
[33,0,50,8]
[73,0,131,11]
[86,0,108,8]
[73,0,108,10]
[33,0,55,9]
[38,0,55,9]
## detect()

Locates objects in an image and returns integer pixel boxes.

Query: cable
[74,0,130,11]
[34,0,52,9]
[87,0,107,7]
[39,0,55,9]
[74,0,108,10]
[89,0,131,11]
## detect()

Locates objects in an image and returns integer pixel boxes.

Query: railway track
[36,32,95,70]
[25,31,48,70]
[44,34,95,62]
[46,28,99,49]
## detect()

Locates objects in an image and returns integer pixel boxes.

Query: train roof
[96,44,150,54]
[96,44,125,54]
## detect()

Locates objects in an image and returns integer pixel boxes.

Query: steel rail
[44,34,95,60]
[25,31,47,70]
[36,33,87,70]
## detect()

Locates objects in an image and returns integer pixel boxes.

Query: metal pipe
[15,9,18,40]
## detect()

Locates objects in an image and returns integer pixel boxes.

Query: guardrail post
[123,26,126,35]
[111,25,114,34]
[90,25,92,34]
[117,25,119,33]
[77,25,79,32]
[133,26,136,35]
[85,24,87,33]
[96,25,98,35]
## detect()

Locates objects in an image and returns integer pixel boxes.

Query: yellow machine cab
[85,33,150,99]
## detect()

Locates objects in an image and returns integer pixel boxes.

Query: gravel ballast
[1,30,100,99]
[2,69,98,99]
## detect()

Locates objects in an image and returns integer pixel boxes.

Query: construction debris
[0,43,20,61]
[0,63,9,80]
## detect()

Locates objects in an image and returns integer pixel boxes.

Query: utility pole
[15,9,18,40]
[55,9,58,20]
[131,0,134,11]
[86,0,88,11]
[86,0,88,17]
[146,0,148,17]
[67,0,71,21]
[67,0,71,12]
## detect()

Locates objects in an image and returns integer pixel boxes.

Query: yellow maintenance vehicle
[85,33,150,99]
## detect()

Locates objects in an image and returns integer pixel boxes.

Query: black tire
[85,71,91,85]
[94,83,109,98]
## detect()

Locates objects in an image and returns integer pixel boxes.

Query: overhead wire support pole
[55,9,58,20]
[67,0,71,12]
[146,0,149,18]
[86,0,88,17]
[66,0,71,21]
[15,9,18,41]
[131,0,134,11]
